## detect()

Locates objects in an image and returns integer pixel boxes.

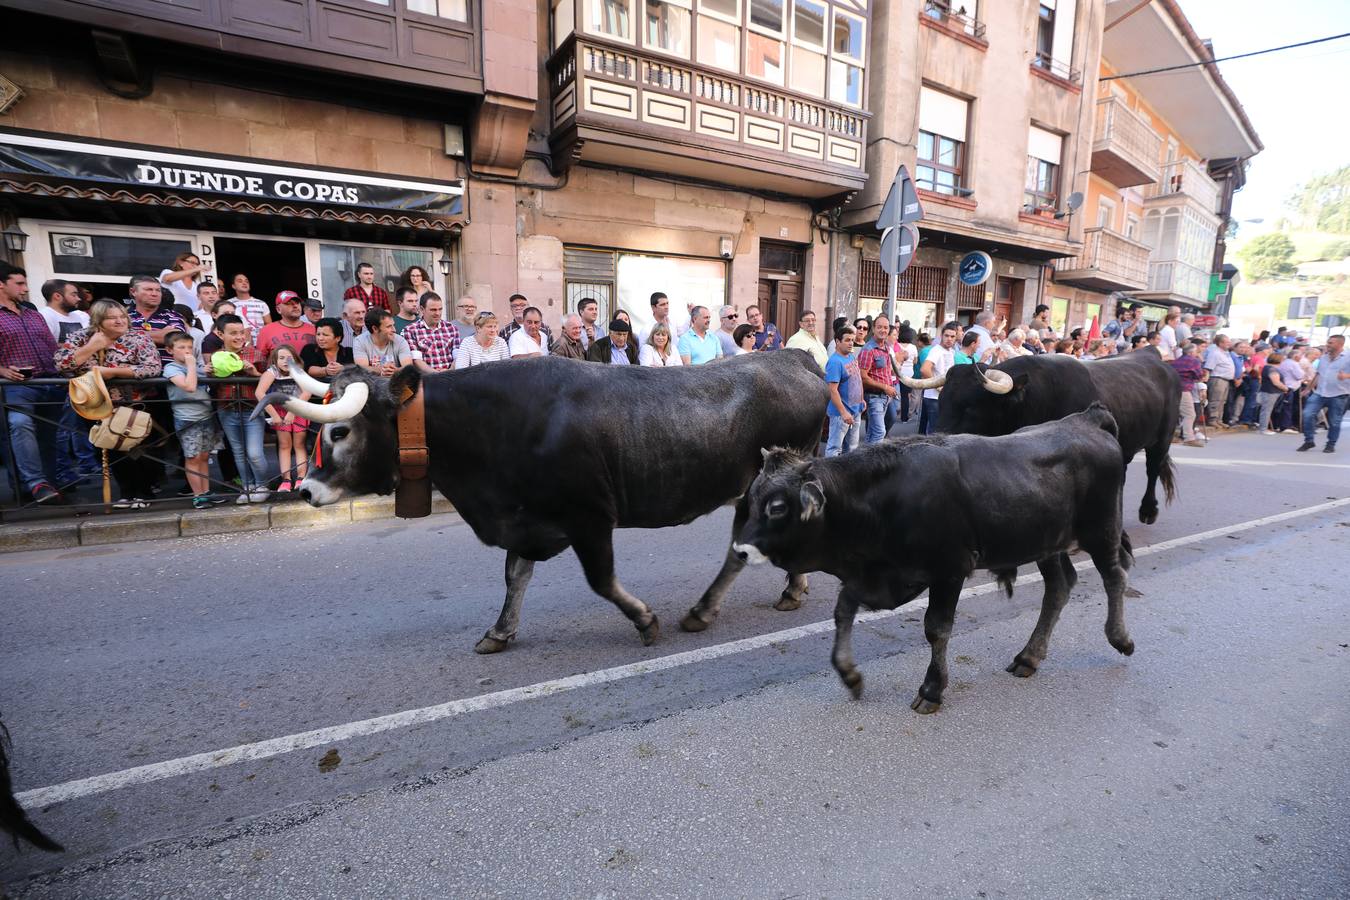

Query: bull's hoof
[1138,506,1159,525]
[1109,634,1136,656]
[638,616,661,646]
[474,633,512,654]
[839,670,864,700]
[910,694,942,715]
[679,610,711,633]
[773,592,803,612]
[1006,659,1038,678]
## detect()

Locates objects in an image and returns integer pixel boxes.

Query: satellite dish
[1066,192,1084,212]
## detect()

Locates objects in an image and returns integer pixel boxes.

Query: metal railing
[1032,52,1080,84]
[0,375,306,522]
[1093,96,1162,182]
[1143,157,1222,216]
[923,1,987,39]
[1054,226,1152,290]
[1144,257,1212,302]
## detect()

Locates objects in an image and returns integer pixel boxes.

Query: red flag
[1087,315,1101,341]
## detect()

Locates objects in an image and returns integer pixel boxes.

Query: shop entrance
[214,237,307,312]
[995,276,1023,326]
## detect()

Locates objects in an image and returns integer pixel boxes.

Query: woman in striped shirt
[453,311,511,369]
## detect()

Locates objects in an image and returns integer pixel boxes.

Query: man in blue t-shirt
[677,306,723,365]
[825,324,864,457]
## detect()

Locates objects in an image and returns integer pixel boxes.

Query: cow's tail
[0,721,64,853]
[993,568,1018,598]
[1158,454,1178,506]
[1119,530,1135,572]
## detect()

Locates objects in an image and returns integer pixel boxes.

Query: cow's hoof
[638,616,660,646]
[1109,634,1136,656]
[1139,507,1158,525]
[1006,659,1038,678]
[679,611,711,633]
[840,670,863,700]
[473,633,512,654]
[773,593,802,612]
[910,694,942,715]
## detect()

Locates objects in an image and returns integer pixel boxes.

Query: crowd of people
[1,257,1346,512]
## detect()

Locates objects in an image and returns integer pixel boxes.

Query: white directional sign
[876,166,924,320]
[876,165,923,231]
[879,223,918,277]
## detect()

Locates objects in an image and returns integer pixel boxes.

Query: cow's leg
[474,552,535,654]
[682,498,749,632]
[1007,554,1076,677]
[912,578,962,714]
[831,587,864,700]
[773,572,810,611]
[1088,541,1135,658]
[571,528,660,646]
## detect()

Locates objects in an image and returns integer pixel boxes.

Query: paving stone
[78,511,181,546]
[0,522,80,553]
[178,505,271,537]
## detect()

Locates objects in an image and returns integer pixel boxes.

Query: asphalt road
[2,429,1347,897]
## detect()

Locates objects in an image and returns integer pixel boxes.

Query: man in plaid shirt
[403,293,460,372]
[342,262,391,313]
[0,262,63,503]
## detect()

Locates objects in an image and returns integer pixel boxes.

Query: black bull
[270,352,829,650]
[735,406,1137,713]
[898,347,1180,524]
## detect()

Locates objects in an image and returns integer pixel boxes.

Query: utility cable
[1101,31,1350,80]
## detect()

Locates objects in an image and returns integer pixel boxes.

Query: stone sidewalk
[0,495,456,554]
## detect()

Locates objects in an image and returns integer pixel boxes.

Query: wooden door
[758,279,773,324]
[776,281,801,331]
[994,277,1022,328]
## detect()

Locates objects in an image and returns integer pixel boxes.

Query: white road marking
[18,497,1350,809]
[1174,456,1349,469]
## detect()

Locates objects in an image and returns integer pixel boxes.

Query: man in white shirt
[716,304,740,357]
[38,278,89,343]
[1203,334,1236,427]
[637,292,672,345]
[1158,311,1181,360]
[967,310,996,362]
[1176,311,1194,345]
[228,272,271,341]
[508,306,550,358]
[920,322,959,434]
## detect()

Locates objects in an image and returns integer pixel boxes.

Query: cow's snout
[298,486,315,506]
[732,542,768,565]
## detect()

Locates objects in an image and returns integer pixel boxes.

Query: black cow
[735,405,1136,714]
[261,353,828,650]
[898,348,1179,524]
[1,719,62,853]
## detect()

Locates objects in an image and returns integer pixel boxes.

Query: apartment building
[0,0,872,338]
[839,0,1105,333]
[1051,0,1262,333]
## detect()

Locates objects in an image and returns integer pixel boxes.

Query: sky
[1170,0,1350,236]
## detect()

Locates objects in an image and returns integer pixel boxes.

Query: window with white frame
[1024,124,1062,211]
[829,8,865,106]
[1032,0,1076,80]
[1096,197,1116,229]
[407,0,468,21]
[1125,213,1140,241]
[697,0,741,70]
[588,0,633,41]
[917,86,969,196]
[644,0,692,56]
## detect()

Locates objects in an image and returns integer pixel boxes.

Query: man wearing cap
[586,318,638,365]
[303,297,324,325]
[256,291,316,357]
[342,261,390,313]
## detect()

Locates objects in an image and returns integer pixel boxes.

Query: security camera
[719,236,734,259]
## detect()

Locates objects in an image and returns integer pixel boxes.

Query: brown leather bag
[89,405,153,451]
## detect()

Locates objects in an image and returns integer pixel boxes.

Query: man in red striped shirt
[342,262,390,313]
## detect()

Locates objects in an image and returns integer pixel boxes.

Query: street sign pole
[876,165,923,322]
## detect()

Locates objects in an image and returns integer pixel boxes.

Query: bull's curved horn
[974,365,1015,395]
[276,381,370,424]
[288,365,333,398]
[898,372,946,390]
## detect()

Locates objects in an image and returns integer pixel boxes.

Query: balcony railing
[923,1,987,40]
[1054,227,1152,292]
[1091,96,1161,188]
[548,34,868,197]
[1032,52,1080,85]
[1143,157,1221,217]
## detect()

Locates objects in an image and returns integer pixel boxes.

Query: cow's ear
[388,366,423,409]
[1011,373,1030,392]
[799,480,826,521]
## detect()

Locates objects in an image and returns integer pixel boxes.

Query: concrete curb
[0,495,455,554]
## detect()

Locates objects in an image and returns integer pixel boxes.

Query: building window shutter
[919,86,968,141]
[1027,125,1062,164]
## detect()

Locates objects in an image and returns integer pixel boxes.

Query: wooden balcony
[1132,257,1212,306]
[1053,226,1151,292]
[1143,157,1222,218]
[548,35,869,200]
[1091,96,1160,188]
[3,0,482,94]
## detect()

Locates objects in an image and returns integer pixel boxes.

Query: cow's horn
[288,365,333,398]
[975,366,1015,395]
[280,381,370,424]
[898,372,946,390]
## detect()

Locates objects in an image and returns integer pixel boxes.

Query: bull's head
[927,364,1028,436]
[253,365,422,506]
[732,447,828,570]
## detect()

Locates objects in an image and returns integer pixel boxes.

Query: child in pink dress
[256,344,312,491]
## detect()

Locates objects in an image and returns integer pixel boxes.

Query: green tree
[1239,232,1296,280]
[1287,165,1350,233]
[1321,239,1350,259]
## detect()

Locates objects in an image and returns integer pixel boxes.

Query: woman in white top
[639,323,683,367]
[454,311,511,368]
[160,251,209,312]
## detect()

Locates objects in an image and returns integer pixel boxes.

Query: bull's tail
[993,568,1018,598]
[0,723,64,853]
[1158,455,1178,506]
[1119,530,1135,572]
